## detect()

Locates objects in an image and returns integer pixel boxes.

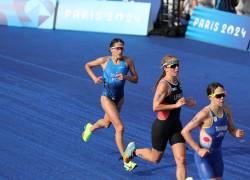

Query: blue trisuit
[102,58,129,104]
[195,109,228,179]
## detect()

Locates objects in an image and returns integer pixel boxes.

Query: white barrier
[55,0,152,35]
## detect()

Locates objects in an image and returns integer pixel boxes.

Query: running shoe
[123,142,136,163]
[82,123,92,142]
[124,161,138,171]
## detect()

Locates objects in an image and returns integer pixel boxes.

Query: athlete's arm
[225,106,245,138]
[85,57,107,84]
[117,57,138,83]
[181,109,210,157]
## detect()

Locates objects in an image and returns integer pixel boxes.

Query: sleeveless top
[199,109,228,150]
[157,80,183,121]
[102,58,129,99]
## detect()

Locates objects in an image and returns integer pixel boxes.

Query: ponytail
[154,71,166,91]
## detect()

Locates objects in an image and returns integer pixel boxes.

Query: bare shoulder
[223,105,232,116]
[153,80,169,103]
[98,56,109,63]
[158,79,170,89]
[189,107,210,126]
[223,105,231,111]
[86,56,109,69]
[198,106,211,119]
[123,55,132,60]
[123,56,133,64]
[156,80,171,95]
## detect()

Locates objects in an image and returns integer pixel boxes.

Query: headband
[161,60,179,68]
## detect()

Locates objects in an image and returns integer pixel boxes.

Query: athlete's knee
[149,153,162,164]
[175,155,186,167]
[151,156,161,164]
[103,121,111,128]
[115,124,124,133]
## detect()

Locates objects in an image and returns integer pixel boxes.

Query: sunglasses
[167,64,179,69]
[111,46,124,51]
[209,93,226,99]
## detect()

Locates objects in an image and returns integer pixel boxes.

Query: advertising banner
[0,0,57,29]
[56,0,151,35]
[186,6,250,51]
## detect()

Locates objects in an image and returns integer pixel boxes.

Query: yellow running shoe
[82,123,92,142]
[124,161,138,171]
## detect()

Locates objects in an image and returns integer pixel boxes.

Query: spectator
[215,0,239,13]
[235,0,250,16]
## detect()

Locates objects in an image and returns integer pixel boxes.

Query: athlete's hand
[175,98,186,108]
[94,76,103,84]
[116,73,126,80]
[236,129,244,138]
[197,148,209,157]
[185,97,196,108]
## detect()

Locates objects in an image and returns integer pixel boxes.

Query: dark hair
[207,82,224,96]
[154,55,178,90]
[109,38,125,47]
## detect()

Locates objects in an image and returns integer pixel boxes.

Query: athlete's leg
[134,119,167,163]
[101,96,125,156]
[212,150,223,180]
[89,97,124,132]
[171,142,186,180]
[89,114,111,132]
[135,148,163,164]
[194,152,215,180]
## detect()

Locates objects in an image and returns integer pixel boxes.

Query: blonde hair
[155,55,179,90]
